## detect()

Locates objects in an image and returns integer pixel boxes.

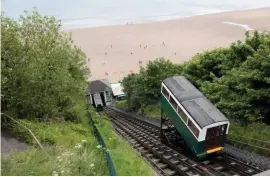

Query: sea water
[2,0,270,29]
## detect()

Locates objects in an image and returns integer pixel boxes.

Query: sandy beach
[67,7,270,83]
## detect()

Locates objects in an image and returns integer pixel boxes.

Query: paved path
[1,130,28,156]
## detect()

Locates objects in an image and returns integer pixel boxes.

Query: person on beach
[163,42,165,45]
[105,52,107,55]
[111,45,112,48]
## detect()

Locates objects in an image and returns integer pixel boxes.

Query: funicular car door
[205,124,227,151]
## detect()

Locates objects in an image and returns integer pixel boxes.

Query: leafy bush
[1,9,89,122]
[200,31,270,124]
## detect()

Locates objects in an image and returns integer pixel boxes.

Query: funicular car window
[169,96,178,110]
[218,124,226,136]
[162,86,170,99]
[188,120,199,137]
[216,126,220,136]
[221,125,226,134]
[209,125,226,137]
[177,106,188,123]
[206,127,217,139]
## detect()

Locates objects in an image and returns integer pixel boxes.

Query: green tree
[121,31,270,126]
[1,9,90,122]
[140,58,181,103]
[202,32,270,124]
[122,58,181,111]
[121,73,142,109]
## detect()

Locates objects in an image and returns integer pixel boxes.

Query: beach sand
[67,7,270,83]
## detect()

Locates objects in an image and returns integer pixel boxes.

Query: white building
[110,83,125,97]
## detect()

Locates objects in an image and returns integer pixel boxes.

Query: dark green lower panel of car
[160,96,206,157]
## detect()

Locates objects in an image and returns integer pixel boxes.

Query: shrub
[1,9,89,122]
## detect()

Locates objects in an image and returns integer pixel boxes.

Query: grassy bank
[114,100,160,119]
[92,112,156,176]
[143,104,160,118]
[113,100,128,109]
[1,119,108,176]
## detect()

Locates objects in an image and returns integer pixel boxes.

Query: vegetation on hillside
[121,31,270,126]
[1,9,89,123]
[1,9,106,174]
[1,9,156,176]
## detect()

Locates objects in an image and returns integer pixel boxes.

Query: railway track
[102,106,264,176]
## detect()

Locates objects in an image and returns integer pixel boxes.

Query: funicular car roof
[163,76,228,128]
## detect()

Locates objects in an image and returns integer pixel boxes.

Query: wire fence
[223,143,270,170]
[89,113,117,176]
[227,134,270,157]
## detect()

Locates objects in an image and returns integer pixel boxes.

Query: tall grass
[1,120,108,176]
[115,100,161,119]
